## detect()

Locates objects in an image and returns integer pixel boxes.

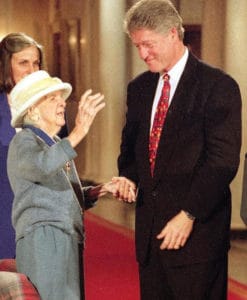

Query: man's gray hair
[124,0,184,40]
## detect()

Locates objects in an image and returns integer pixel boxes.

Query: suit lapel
[136,72,159,182]
[153,53,199,183]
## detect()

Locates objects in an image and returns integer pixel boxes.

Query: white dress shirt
[150,47,189,129]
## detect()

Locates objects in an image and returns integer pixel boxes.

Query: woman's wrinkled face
[11,46,40,84]
[32,90,66,137]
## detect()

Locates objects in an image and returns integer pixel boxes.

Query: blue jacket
[7,127,94,243]
[0,91,16,258]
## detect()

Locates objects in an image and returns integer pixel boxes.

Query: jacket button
[152,191,157,197]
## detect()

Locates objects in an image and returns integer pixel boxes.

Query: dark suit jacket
[118,53,242,266]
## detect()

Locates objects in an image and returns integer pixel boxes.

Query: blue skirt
[16,225,84,300]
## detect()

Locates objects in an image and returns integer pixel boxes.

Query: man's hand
[156,210,194,250]
[111,176,137,203]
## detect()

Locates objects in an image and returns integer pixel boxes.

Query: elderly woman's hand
[86,178,137,202]
[67,89,105,148]
[111,177,137,203]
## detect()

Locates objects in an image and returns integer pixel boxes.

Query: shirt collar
[23,125,56,146]
[160,47,189,81]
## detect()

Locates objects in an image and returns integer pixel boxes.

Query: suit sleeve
[118,82,140,184]
[184,74,242,221]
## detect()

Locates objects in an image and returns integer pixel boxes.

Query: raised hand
[67,89,105,148]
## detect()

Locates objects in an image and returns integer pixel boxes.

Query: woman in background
[0,32,44,258]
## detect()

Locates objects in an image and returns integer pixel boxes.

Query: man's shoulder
[190,53,237,85]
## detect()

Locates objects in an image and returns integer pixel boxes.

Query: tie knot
[163,73,170,81]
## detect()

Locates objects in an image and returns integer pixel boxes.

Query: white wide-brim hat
[10,70,72,128]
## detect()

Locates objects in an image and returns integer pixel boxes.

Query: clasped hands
[87,176,137,203]
[101,176,137,203]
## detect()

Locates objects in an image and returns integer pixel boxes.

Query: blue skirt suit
[0,92,16,258]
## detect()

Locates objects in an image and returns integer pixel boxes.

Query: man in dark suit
[116,0,242,299]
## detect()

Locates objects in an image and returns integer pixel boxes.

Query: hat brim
[11,83,72,128]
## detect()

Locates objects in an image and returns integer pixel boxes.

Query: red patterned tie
[149,73,170,176]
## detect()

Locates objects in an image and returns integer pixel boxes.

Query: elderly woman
[7,70,124,300]
[0,32,44,258]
